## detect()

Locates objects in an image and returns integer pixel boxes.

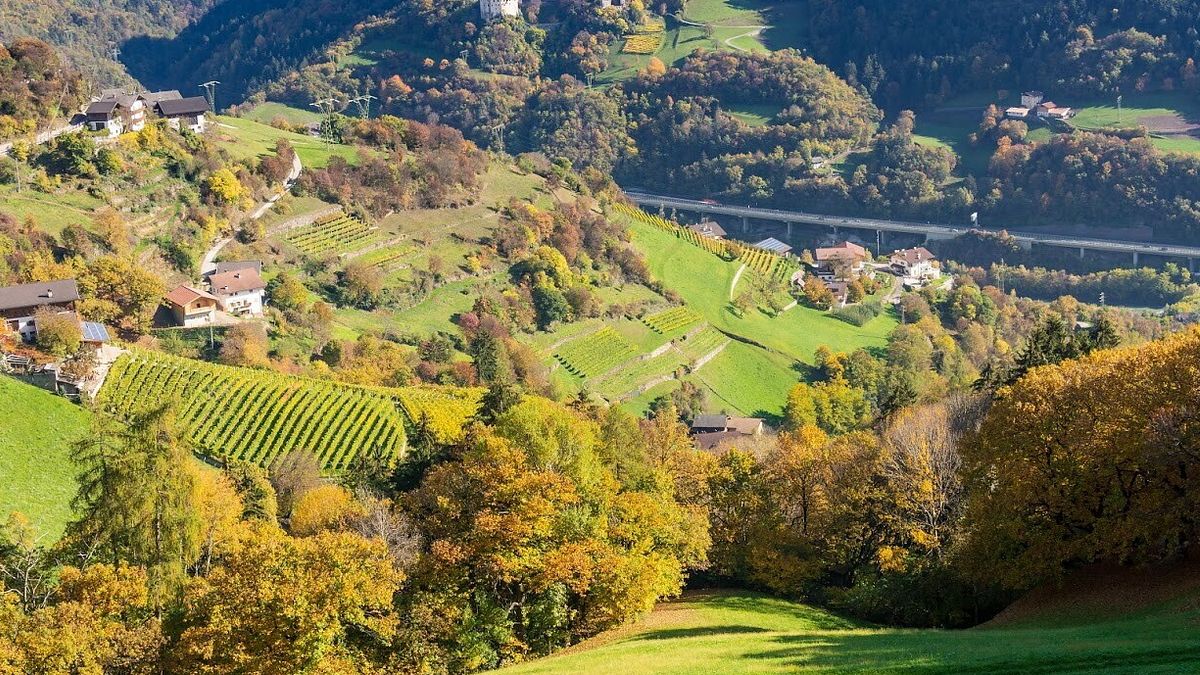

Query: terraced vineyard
[643,306,701,334]
[739,247,799,281]
[593,350,688,399]
[553,327,638,378]
[612,202,730,256]
[354,243,419,270]
[96,351,480,470]
[677,326,729,361]
[284,213,380,257]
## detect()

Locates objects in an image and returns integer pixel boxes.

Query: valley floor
[504,587,1200,674]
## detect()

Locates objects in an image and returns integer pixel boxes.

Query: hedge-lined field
[284,213,380,257]
[97,351,420,470]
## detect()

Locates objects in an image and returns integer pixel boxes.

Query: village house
[1008,91,1074,121]
[0,279,81,342]
[207,267,267,317]
[209,260,264,277]
[889,246,940,284]
[480,0,519,20]
[813,241,871,281]
[165,285,221,328]
[85,91,146,135]
[687,220,727,239]
[155,96,211,133]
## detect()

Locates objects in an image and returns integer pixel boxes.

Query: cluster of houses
[1,259,269,350]
[1005,91,1074,122]
[85,89,211,137]
[685,219,941,305]
[164,261,267,328]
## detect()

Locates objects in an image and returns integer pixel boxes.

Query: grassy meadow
[0,376,88,540]
[211,115,360,168]
[504,588,1200,674]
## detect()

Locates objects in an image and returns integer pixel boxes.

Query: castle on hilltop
[480,0,519,21]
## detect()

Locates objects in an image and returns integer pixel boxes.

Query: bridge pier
[786,222,792,238]
[742,215,749,232]
[1190,258,1196,273]
[1079,247,1085,260]
[1133,251,1139,266]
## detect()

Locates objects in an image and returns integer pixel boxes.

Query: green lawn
[725,103,781,127]
[212,115,360,168]
[241,102,323,127]
[504,589,1200,674]
[627,218,896,366]
[0,376,88,540]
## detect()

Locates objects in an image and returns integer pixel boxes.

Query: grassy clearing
[0,185,104,234]
[504,588,1200,674]
[691,340,798,418]
[212,115,360,168]
[913,114,994,175]
[0,376,87,540]
[725,103,781,127]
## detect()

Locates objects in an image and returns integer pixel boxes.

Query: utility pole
[1117,93,1123,127]
[200,81,221,112]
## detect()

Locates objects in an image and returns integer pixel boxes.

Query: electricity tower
[310,98,341,143]
[348,93,376,120]
[200,81,221,112]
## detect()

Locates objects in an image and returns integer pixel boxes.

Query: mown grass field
[0,376,88,539]
[211,115,360,168]
[504,588,1200,674]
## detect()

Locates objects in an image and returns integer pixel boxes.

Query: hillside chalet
[165,285,221,328]
[85,89,211,136]
[814,241,871,281]
[691,414,765,450]
[0,279,81,342]
[889,246,940,284]
[208,268,267,317]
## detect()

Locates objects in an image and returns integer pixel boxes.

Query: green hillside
[0,376,88,539]
[96,350,482,470]
[505,588,1200,674]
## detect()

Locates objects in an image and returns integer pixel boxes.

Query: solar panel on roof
[753,237,793,254]
[81,322,110,343]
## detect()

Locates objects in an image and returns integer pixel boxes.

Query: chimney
[46,289,53,298]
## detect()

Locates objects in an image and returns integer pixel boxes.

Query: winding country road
[201,152,302,275]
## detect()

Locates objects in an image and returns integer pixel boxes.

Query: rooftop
[815,241,868,262]
[688,220,727,237]
[210,260,263,277]
[157,96,210,117]
[208,268,266,296]
[165,285,219,307]
[0,279,80,311]
[891,246,935,265]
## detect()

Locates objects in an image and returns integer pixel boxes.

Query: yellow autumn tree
[961,327,1200,589]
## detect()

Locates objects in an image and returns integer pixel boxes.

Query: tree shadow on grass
[632,625,771,642]
[743,631,1200,674]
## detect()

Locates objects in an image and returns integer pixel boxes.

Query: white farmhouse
[207,268,267,317]
[889,246,940,284]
